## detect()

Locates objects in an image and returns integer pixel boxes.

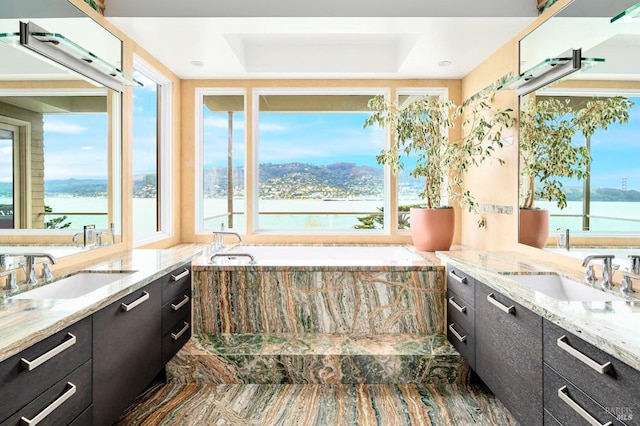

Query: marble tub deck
[118,381,517,426]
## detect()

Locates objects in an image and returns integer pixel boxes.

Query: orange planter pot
[519,209,549,249]
[410,207,455,252]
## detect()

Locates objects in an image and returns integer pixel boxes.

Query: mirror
[518,0,640,253]
[0,0,122,253]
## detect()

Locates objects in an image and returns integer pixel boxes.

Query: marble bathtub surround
[167,333,467,385]
[118,382,518,426]
[437,250,640,371]
[191,266,445,335]
[0,244,205,362]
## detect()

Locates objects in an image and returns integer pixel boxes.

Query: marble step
[167,333,468,385]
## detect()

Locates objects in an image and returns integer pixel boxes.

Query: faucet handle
[622,274,636,296]
[42,263,53,282]
[585,265,596,283]
[1,271,17,290]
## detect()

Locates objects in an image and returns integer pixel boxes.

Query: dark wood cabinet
[161,264,192,364]
[0,317,92,423]
[92,279,162,426]
[445,264,476,371]
[475,280,543,426]
[544,319,639,425]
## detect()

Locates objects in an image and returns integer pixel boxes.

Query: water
[536,201,640,233]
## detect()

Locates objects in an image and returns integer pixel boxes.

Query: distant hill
[564,186,640,202]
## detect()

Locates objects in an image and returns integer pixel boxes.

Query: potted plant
[364,91,515,251]
[519,95,633,248]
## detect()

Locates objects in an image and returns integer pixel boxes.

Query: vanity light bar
[611,1,640,23]
[500,49,604,97]
[19,21,141,92]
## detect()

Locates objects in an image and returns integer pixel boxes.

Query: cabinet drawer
[544,364,625,426]
[162,264,191,304]
[0,317,91,422]
[162,289,192,335]
[447,321,475,370]
[446,265,475,305]
[1,360,92,426]
[544,409,562,425]
[544,319,640,422]
[69,405,92,426]
[163,316,191,364]
[446,290,475,334]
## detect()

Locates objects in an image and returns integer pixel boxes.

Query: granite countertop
[0,244,205,363]
[437,250,640,371]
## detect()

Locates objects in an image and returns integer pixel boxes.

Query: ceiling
[105,0,537,80]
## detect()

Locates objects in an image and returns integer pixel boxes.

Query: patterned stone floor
[118,381,517,426]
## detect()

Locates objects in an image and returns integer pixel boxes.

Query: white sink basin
[11,272,134,300]
[506,274,625,302]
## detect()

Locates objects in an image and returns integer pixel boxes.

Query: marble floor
[118,381,517,426]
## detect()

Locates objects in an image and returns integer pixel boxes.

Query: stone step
[167,333,468,385]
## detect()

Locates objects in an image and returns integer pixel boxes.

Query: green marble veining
[438,250,640,371]
[166,333,467,385]
[117,382,517,426]
[192,268,445,335]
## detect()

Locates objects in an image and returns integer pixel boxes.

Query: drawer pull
[448,271,467,285]
[170,268,190,282]
[171,295,190,311]
[558,386,612,426]
[20,382,76,426]
[448,323,467,343]
[121,291,150,312]
[486,293,515,314]
[20,333,76,371]
[557,335,612,374]
[448,297,467,313]
[171,321,190,340]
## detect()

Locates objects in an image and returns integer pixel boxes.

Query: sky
[1,93,639,191]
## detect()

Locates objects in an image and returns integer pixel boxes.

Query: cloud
[44,119,86,135]
[81,146,94,150]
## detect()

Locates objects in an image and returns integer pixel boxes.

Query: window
[132,57,172,244]
[254,90,386,232]
[0,123,18,229]
[197,91,246,233]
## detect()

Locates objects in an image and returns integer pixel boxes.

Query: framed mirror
[0,0,123,255]
[518,0,640,258]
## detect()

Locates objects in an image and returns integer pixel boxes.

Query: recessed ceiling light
[191,60,204,67]
[438,60,452,67]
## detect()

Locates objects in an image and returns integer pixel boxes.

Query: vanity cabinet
[446,265,476,369]
[92,279,162,426]
[0,317,92,425]
[543,319,639,425]
[475,281,543,426]
[161,264,192,364]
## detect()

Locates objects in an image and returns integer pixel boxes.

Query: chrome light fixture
[500,49,604,97]
[19,21,140,92]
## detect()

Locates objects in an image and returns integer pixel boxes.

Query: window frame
[131,56,173,246]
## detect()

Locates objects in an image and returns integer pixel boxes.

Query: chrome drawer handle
[170,268,190,282]
[448,297,467,313]
[448,271,467,284]
[20,333,76,372]
[558,386,612,426]
[121,291,149,312]
[448,323,467,343]
[20,382,76,426]
[486,293,515,314]
[171,295,190,311]
[171,322,189,341]
[557,335,612,374]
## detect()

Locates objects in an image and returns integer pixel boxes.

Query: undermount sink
[505,274,625,302]
[10,272,134,300]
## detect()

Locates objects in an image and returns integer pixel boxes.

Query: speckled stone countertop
[0,244,205,363]
[437,250,640,371]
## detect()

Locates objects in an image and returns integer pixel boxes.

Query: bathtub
[192,244,444,335]
[208,244,426,267]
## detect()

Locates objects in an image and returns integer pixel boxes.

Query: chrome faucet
[581,255,615,290]
[22,253,57,286]
[212,230,243,251]
[210,252,255,264]
[0,270,17,290]
[557,228,570,251]
[72,224,97,248]
[629,255,640,275]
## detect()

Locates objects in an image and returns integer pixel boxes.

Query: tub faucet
[212,231,243,250]
[629,255,640,275]
[581,255,615,290]
[22,253,57,286]
[557,228,570,251]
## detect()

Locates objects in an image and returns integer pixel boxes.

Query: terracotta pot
[410,207,455,251]
[519,209,549,249]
